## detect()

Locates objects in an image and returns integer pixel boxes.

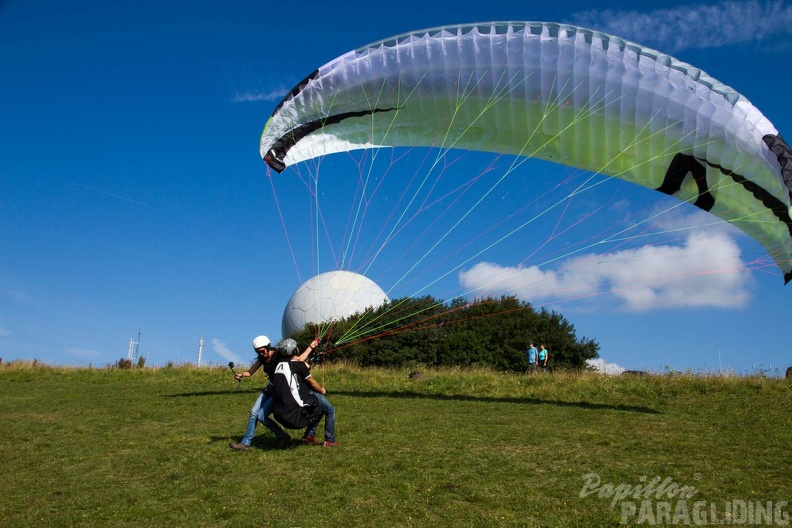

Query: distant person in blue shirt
[526,342,538,371]
[538,343,549,370]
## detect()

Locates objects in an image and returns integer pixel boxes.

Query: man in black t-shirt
[272,340,337,447]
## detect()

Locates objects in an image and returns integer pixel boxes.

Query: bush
[117,358,133,370]
[289,295,599,371]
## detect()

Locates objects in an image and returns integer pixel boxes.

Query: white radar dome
[281,270,389,337]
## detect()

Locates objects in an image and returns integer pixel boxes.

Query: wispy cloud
[0,328,11,337]
[572,0,792,52]
[66,347,103,360]
[59,179,149,206]
[232,88,289,103]
[5,289,37,305]
[458,228,752,311]
[212,338,244,365]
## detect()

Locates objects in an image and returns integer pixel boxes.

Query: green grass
[1,362,790,527]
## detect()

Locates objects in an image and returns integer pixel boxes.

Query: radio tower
[197,335,204,366]
[127,329,141,361]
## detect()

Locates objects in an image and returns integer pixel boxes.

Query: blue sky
[2,0,791,374]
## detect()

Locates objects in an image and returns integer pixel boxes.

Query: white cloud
[212,338,244,365]
[0,328,11,337]
[458,229,752,311]
[586,358,626,375]
[572,0,792,52]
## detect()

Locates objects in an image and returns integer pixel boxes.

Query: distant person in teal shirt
[538,343,549,370]
[526,342,538,371]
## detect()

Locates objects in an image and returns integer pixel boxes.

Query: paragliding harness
[272,360,321,429]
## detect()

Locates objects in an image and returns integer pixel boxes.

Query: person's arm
[305,374,327,395]
[297,338,321,362]
[236,359,262,381]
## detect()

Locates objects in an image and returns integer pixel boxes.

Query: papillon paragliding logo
[579,472,789,526]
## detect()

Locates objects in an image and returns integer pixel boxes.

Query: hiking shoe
[303,434,319,445]
[277,433,292,449]
[229,442,249,452]
[322,441,339,447]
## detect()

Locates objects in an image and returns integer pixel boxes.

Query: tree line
[290,295,599,372]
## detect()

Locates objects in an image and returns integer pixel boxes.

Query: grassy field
[0,362,790,527]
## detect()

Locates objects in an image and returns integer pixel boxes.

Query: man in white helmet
[229,335,319,452]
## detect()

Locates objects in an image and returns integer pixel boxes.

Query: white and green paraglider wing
[260,22,792,283]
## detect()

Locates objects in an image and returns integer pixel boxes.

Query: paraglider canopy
[261,22,792,284]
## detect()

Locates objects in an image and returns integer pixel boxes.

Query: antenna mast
[197,335,204,366]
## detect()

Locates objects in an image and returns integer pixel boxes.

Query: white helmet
[252,335,271,350]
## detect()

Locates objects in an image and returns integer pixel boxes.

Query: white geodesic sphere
[282,271,389,337]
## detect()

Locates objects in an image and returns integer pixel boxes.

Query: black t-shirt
[262,359,278,381]
[288,359,311,381]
